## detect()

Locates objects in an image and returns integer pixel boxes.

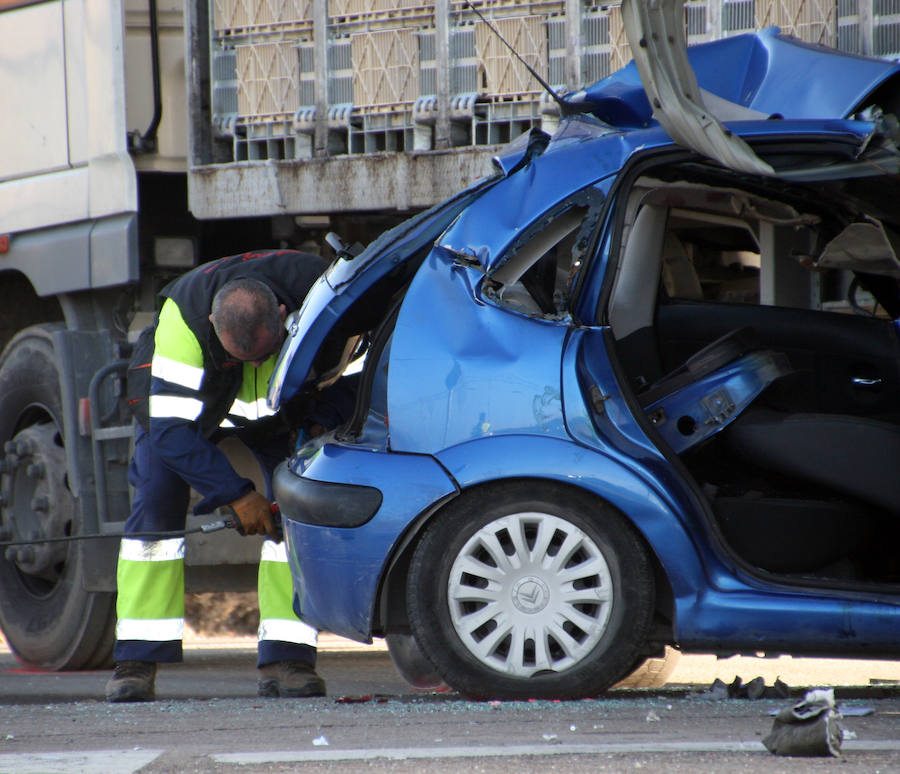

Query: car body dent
[273,116,876,414]
[278,441,458,640]
[437,126,625,276]
[386,252,570,453]
[492,113,620,177]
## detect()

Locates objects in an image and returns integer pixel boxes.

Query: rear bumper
[272,442,458,640]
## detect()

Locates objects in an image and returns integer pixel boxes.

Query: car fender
[434,433,704,605]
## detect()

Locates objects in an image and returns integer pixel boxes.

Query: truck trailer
[0,0,894,670]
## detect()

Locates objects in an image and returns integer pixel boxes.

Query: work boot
[257,660,326,698]
[105,660,157,702]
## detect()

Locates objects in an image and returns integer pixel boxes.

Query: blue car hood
[570,27,900,128]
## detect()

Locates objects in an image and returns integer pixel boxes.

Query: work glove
[229,491,277,538]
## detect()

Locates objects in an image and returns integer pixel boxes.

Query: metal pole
[435,0,451,150]
[859,0,874,56]
[565,0,582,91]
[314,0,329,157]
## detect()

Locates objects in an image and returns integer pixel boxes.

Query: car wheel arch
[374,475,676,650]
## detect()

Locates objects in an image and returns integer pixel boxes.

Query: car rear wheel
[407,481,655,699]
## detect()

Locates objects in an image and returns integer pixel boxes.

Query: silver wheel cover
[447,511,613,677]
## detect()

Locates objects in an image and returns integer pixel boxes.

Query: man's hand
[229,491,277,538]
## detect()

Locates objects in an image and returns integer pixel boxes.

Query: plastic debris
[762,688,844,757]
[312,735,329,747]
[645,711,661,722]
[707,676,791,699]
[707,678,729,700]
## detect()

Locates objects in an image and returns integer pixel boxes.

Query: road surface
[0,635,898,773]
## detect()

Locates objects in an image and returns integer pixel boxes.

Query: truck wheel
[0,325,116,670]
[407,481,655,700]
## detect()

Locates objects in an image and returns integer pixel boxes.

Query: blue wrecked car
[269,6,900,699]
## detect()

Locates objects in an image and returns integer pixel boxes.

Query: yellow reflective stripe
[152,353,204,391]
[258,540,315,641]
[155,299,204,368]
[149,394,203,421]
[119,537,185,562]
[228,396,277,421]
[116,540,185,627]
[116,618,184,641]
[258,618,317,646]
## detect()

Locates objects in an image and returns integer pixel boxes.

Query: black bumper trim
[273,461,384,528]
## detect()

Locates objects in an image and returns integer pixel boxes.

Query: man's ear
[279,304,287,323]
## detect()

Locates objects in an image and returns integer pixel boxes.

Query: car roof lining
[607,174,812,339]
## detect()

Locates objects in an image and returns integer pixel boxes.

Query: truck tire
[0,325,116,670]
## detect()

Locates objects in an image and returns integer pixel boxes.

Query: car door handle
[851,376,882,387]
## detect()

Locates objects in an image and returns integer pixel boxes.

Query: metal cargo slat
[351,27,420,109]
[235,38,300,118]
[474,15,547,97]
[755,0,836,45]
[214,0,313,34]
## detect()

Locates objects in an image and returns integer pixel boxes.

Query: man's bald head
[210,278,285,363]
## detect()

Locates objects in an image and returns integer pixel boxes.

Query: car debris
[762,688,844,757]
[707,676,791,700]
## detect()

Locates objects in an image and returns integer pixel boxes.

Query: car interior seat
[724,407,900,515]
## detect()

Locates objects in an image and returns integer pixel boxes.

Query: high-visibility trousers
[113,425,317,667]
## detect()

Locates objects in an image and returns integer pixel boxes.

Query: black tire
[0,325,116,670]
[385,633,447,691]
[407,480,655,700]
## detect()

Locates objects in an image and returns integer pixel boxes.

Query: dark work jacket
[138,250,328,513]
[160,250,327,438]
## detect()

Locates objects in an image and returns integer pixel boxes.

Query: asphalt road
[1,636,899,774]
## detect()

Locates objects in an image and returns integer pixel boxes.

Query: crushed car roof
[569,27,900,128]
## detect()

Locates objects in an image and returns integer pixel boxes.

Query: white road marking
[212,739,900,764]
[0,749,163,773]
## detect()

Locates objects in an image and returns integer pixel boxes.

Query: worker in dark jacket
[106,249,344,702]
